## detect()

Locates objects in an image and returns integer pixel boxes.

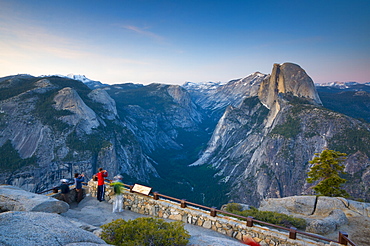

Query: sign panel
[132,184,152,196]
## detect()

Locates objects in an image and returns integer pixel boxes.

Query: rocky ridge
[183,72,267,121]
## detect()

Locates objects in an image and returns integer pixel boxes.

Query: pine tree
[306,149,349,197]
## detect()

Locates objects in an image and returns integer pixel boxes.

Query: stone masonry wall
[87,180,342,246]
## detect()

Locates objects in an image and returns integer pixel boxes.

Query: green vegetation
[0,77,38,100]
[224,203,306,230]
[329,127,370,156]
[110,84,177,111]
[66,131,112,153]
[32,90,72,131]
[242,96,260,108]
[306,149,349,197]
[140,148,230,208]
[30,76,108,131]
[270,115,301,138]
[285,94,314,106]
[0,140,37,172]
[318,88,370,123]
[101,217,190,246]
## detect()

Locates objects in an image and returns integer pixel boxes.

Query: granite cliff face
[106,83,205,154]
[0,76,158,192]
[258,63,322,127]
[191,63,370,206]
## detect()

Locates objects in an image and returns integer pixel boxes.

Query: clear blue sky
[1,0,369,85]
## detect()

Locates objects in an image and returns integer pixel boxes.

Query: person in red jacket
[96,167,108,202]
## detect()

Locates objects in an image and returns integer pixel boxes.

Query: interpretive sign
[132,184,152,196]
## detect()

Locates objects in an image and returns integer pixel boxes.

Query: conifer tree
[306,149,349,197]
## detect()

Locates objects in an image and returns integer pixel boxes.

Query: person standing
[96,167,108,202]
[74,173,85,203]
[60,179,70,204]
[111,175,124,213]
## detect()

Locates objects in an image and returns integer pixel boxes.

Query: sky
[0,0,369,85]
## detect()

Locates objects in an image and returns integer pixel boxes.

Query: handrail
[37,181,356,245]
[134,188,356,245]
[339,232,357,246]
[36,182,88,194]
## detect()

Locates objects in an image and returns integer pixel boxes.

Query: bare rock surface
[258,196,370,244]
[0,185,69,213]
[0,211,108,246]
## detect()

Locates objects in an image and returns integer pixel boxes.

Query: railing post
[181,199,187,208]
[153,191,159,200]
[210,207,217,217]
[339,231,348,245]
[289,227,297,239]
[246,216,254,227]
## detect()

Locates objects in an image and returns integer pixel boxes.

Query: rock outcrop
[0,185,69,213]
[258,196,370,243]
[0,211,108,246]
[0,185,108,245]
[258,63,322,127]
[54,87,100,134]
[88,88,118,120]
[258,63,322,108]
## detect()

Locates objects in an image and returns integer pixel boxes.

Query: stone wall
[87,180,342,246]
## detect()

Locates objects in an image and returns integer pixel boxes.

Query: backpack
[113,183,122,195]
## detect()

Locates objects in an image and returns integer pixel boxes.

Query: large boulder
[0,185,69,213]
[315,196,370,217]
[306,209,348,234]
[259,196,316,216]
[259,195,370,217]
[258,196,370,236]
[0,211,108,246]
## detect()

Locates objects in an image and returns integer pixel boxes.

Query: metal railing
[36,182,87,194]
[125,184,356,246]
[37,181,356,246]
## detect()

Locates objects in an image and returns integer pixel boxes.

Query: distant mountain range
[316,81,370,87]
[0,64,369,207]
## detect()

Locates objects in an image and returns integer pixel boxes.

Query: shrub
[101,217,190,246]
[270,115,301,138]
[224,203,306,230]
[225,202,243,212]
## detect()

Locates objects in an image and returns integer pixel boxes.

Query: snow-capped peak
[39,74,108,89]
[66,74,93,83]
